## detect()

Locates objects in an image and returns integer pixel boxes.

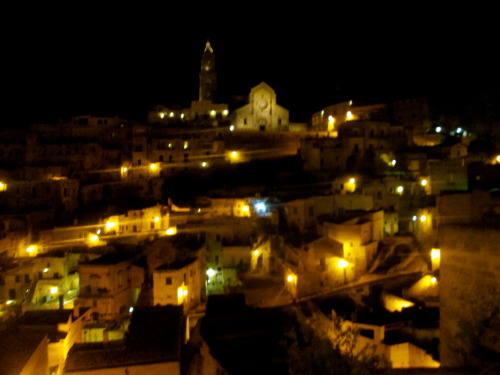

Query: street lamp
[338,259,348,284]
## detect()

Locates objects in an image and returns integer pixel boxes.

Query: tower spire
[199,40,217,102]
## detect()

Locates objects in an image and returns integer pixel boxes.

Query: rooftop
[65,306,183,372]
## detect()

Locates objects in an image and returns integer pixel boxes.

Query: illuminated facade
[301,120,406,173]
[75,253,144,322]
[310,101,386,134]
[153,258,202,313]
[233,82,289,131]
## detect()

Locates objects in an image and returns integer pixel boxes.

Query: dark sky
[3,5,499,126]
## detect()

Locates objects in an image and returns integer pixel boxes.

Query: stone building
[153,258,202,313]
[439,224,500,372]
[75,253,144,322]
[233,82,289,131]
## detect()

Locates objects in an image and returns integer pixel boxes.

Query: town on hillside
[1,41,499,375]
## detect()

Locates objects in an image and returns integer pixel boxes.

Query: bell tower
[199,40,217,102]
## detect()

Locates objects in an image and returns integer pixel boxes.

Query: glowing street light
[337,259,348,269]
[105,221,116,231]
[436,126,442,133]
[396,186,404,194]
[206,268,216,277]
[166,227,177,236]
[431,249,440,260]
[229,125,235,131]
[50,287,58,294]
[421,179,428,186]
[253,250,259,256]
[420,215,427,222]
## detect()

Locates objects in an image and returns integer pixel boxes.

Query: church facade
[233,82,289,131]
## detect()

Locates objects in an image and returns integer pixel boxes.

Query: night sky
[4,5,499,126]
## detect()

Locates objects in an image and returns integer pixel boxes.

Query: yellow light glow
[105,221,116,231]
[346,111,353,120]
[420,215,427,222]
[169,112,174,117]
[159,112,165,119]
[223,109,229,116]
[210,110,216,117]
[229,125,235,131]
[90,234,99,242]
[253,250,259,256]
[183,141,188,149]
[431,248,440,259]
[183,289,188,296]
[421,179,428,186]
[231,151,237,158]
[206,268,216,277]
[242,205,250,212]
[154,216,160,222]
[321,110,324,116]
[50,287,58,294]
[396,186,404,194]
[181,113,185,119]
[122,167,128,173]
[431,277,437,284]
[328,115,335,125]
[166,227,177,236]
[349,178,355,184]
[337,259,349,268]
[26,245,36,253]
[496,155,500,163]
[150,163,157,170]
[43,268,49,273]
[0,182,6,191]
[201,162,207,167]
[287,275,294,283]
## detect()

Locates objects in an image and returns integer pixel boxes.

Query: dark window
[15,275,20,283]
[9,289,16,300]
[166,277,172,285]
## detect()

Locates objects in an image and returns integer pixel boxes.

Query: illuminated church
[233,82,289,131]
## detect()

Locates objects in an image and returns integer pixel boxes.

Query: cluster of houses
[1,41,499,374]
